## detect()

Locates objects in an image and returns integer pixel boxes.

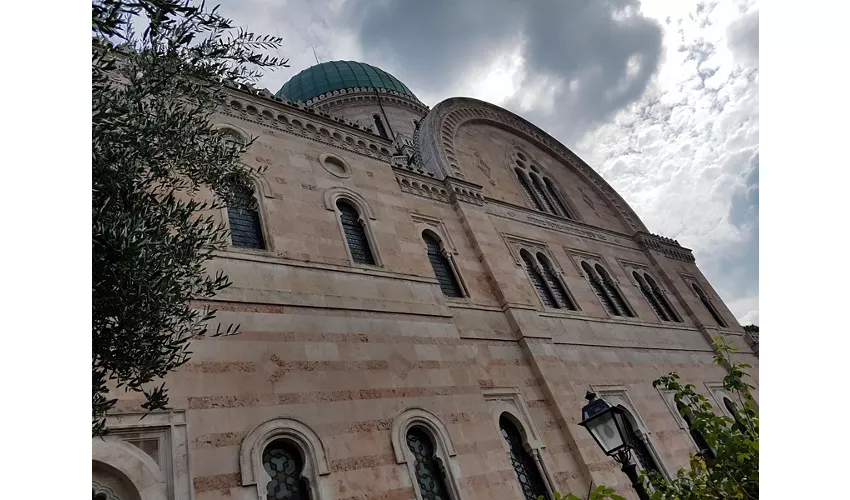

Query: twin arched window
[423,232,464,298]
[521,250,577,310]
[692,283,727,328]
[581,262,633,317]
[337,200,377,265]
[633,272,681,322]
[514,160,575,220]
[500,416,548,500]
[676,402,715,463]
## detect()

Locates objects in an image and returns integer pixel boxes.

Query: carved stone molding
[482,387,546,450]
[410,213,458,254]
[306,85,429,115]
[395,171,451,204]
[415,97,648,232]
[485,202,628,246]
[634,232,695,263]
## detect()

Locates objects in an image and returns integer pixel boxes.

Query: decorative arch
[323,187,378,220]
[92,439,167,500]
[212,122,251,143]
[415,97,648,233]
[240,417,330,500]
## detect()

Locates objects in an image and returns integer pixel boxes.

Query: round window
[320,153,351,178]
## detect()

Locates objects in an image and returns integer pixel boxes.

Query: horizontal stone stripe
[455,438,505,455]
[337,486,415,500]
[188,385,482,409]
[329,453,396,472]
[193,472,240,493]
[181,361,257,373]
[458,469,516,489]
[195,300,455,323]
[193,431,247,449]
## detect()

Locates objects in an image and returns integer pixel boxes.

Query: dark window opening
[338,201,376,265]
[635,272,669,321]
[523,251,557,308]
[678,403,716,463]
[500,416,548,500]
[406,428,451,500]
[262,440,309,500]
[516,169,543,211]
[596,264,633,317]
[538,253,576,310]
[544,178,573,219]
[227,183,265,249]
[693,284,727,327]
[424,232,463,298]
[530,173,555,214]
[582,262,618,316]
[373,114,389,139]
[623,415,662,476]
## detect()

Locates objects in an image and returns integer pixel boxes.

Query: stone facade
[94,67,758,500]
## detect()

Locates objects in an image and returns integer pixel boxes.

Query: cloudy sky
[214,0,759,325]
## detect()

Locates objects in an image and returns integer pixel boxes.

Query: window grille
[645,274,681,322]
[406,428,452,500]
[373,114,389,139]
[538,254,576,310]
[500,416,548,500]
[595,264,633,317]
[544,178,573,219]
[634,272,669,321]
[262,440,310,500]
[338,201,376,265]
[228,184,265,249]
[522,251,557,308]
[693,284,727,327]
[424,233,463,298]
[582,262,618,315]
[516,169,543,211]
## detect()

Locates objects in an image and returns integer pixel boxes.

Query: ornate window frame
[567,250,634,318]
[680,273,729,328]
[506,144,582,221]
[240,417,330,500]
[91,411,190,500]
[483,388,558,497]
[324,187,383,267]
[618,260,682,323]
[391,407,466,500]
[503,234,581,312]
[412,213,470,298]
[590,385,671,480]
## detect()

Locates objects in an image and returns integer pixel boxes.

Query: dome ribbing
[276,60,418,103]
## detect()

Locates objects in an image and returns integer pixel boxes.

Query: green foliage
[544,337,758,499]
[539,485,625,500]
[92,0,287,436]
[742,324,759,334]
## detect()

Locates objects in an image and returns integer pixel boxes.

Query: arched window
[423,232,463,298]
[500,416,548,500]
[228,183,265,249]
[373,114,389,140]
[522,250,557,308]
[582,262,619,316]
[544,178,573,219]
[692,284,727,327]
[595,264,633,317]
[262,440,310,500]
[406,428,452,500]
[337,200,376,265]
[634,272,669,321]
[622,414,662,476]
[676,402,715,463]
[538,253,577,310]
[645,274,681,322]
[515,168,543,211]
[529,173,555,214]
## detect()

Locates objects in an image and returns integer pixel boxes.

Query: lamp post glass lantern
[579,391,649,500]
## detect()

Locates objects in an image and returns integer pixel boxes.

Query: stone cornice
[312,87,430,117]
[634,232,695,263]
[219,87,395,163]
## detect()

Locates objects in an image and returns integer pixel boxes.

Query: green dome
[276,61,418,103]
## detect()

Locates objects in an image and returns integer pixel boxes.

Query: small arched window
[676,402,715,463]
[692,284,727,327]
[406,428,452,500]
[337,200,376,265]
[423,232,463,298]
[634,272,669,321]
[538,253,577,310]
[582,262,619,316]
[515,168,543,211]
[228,183,265,249]
[500,416,548,500]
[595,264,633,317]
[544,178,572,218]
[262,440,310,500]
[645,274,681,322]
[521,250,557,308]
[373,114,389,140]
[622,414,662,476]
[529,173,555,214]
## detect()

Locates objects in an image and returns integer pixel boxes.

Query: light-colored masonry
[94,79,758,500]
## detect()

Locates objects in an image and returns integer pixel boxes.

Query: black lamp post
[578,391,650,500]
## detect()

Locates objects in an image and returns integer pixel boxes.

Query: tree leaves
[92,0,287,435]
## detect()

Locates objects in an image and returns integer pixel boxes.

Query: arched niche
[415,97,648,233]
[92,439,167,500]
